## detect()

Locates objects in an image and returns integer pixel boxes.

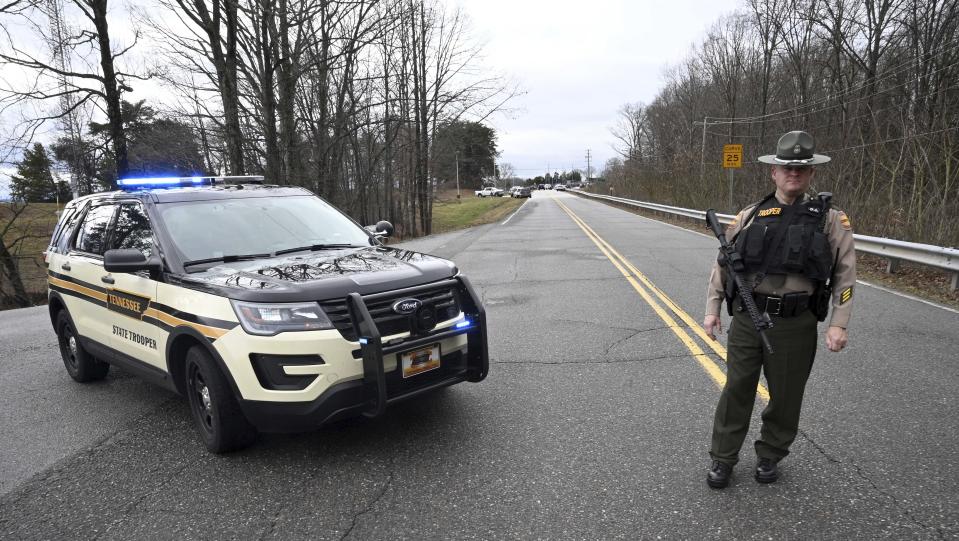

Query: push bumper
[238,276,488,432]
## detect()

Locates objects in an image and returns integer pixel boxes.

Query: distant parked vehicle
[544,184,552,190]
[510,186,531,198]
[476,187,503,197]
[554,184,567,191]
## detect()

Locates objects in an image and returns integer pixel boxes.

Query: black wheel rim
[188,363,215,435]
[59,322,79,371]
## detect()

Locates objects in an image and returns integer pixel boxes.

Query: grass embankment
[577,192,959,311]
[0,202,59,308]
[430,190,524,234]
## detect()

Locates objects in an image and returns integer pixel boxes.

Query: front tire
[56,311,109,382]
[184,345,257,453]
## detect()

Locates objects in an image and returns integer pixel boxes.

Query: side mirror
[367,220,394,239]
[104,248,163,275]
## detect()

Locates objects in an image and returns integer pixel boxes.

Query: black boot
[755,457,779,483]
[707,460,732,489]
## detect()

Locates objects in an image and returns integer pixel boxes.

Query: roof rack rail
[213,175,265,185]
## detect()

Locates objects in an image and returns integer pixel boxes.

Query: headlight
[231,300,334,336]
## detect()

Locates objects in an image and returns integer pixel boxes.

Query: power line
[705,57,959,127]
[736,125,959,165]
[703,79,959,139]
[703,39,959,125]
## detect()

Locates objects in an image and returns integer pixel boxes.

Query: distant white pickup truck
[475,187,504,197]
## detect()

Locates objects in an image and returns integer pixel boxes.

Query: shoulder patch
[839,212,852,230]
[839,286,853,305]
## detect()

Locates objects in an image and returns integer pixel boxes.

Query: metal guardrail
[573,190,959,291]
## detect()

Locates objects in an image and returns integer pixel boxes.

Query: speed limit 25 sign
[723,144,743,169]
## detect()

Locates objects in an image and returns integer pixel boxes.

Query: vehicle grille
[320,284,461,341]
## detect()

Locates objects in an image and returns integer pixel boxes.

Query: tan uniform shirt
[705,194,857,328]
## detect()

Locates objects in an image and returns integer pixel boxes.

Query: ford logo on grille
[392,298,422,315]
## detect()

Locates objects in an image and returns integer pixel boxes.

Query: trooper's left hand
[825,326,848,352]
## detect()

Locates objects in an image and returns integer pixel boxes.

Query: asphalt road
[1,190,956,539]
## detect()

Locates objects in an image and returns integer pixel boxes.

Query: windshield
[158,195,372,265]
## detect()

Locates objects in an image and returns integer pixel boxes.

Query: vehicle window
[49,204,81,254]
[157,195,372,263]
[74,204,116,256]
[111,204,154,257]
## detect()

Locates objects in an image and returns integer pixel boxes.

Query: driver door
[102,203,163,370]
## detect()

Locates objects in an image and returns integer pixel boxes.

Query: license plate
[400,343,441,378]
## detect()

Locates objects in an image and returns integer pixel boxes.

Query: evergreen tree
[431,120,498,189]
[9,143,69,202]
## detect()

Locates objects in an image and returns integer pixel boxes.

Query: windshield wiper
[183,253,273,268]
[271,244,364,256]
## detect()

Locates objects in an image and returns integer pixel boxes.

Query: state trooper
[702,131,857,488]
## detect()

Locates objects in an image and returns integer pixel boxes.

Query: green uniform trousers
[709,303,818,465]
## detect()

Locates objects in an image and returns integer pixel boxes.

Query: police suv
[45,176,488,452]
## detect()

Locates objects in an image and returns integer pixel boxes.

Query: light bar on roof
[117,175,265,190]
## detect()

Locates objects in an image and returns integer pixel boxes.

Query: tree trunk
[0,242,31,307]
[87,0,127,187]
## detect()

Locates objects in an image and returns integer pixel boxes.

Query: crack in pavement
[603,326,673,356]
[797,429,947,540]
[547,318,644,333]
[490,353,695,366]
[91,405,193,541]
[92,458,194,541]
[0,397,181,508]
[0,343,57,357]
[477,276,626,287]
[258,508,283,541]
[339,458,395,541]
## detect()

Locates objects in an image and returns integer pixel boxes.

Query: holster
[811,284,831,322]
[717,251,737,317]
[723,268,737,316]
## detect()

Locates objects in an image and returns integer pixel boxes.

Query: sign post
[723,144,743,212]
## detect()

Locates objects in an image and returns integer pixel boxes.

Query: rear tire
[56,311,109,382]
[184,345,257,453]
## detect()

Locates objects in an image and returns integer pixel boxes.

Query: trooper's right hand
[703,314,723,340]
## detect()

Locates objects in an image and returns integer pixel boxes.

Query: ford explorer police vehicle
[45,176,488,452]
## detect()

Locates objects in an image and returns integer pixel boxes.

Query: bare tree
[0,0,143,187]
[610,2,959,245]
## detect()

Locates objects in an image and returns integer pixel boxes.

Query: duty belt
[738,292,811,318]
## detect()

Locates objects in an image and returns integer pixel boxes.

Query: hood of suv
[175,246,458,302]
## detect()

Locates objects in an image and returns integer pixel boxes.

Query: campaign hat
[758,131,831,165]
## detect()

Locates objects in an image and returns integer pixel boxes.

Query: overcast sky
[454,0,743,178]
[1,0,744,196]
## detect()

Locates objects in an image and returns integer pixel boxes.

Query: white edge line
[579,194,959,315]
[501,198,530,225]
[856,280,959,314]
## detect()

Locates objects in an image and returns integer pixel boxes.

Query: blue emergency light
[117,175,264,191]
[455,319,471,329]
[117,176,211,190]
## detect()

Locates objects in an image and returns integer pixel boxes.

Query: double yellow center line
[554,198,770,401]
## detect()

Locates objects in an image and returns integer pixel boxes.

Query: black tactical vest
[733,194,833,283]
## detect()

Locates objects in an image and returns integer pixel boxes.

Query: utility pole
[585,149,592,182]
[455,150,460,200]
[694,116,709,186]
